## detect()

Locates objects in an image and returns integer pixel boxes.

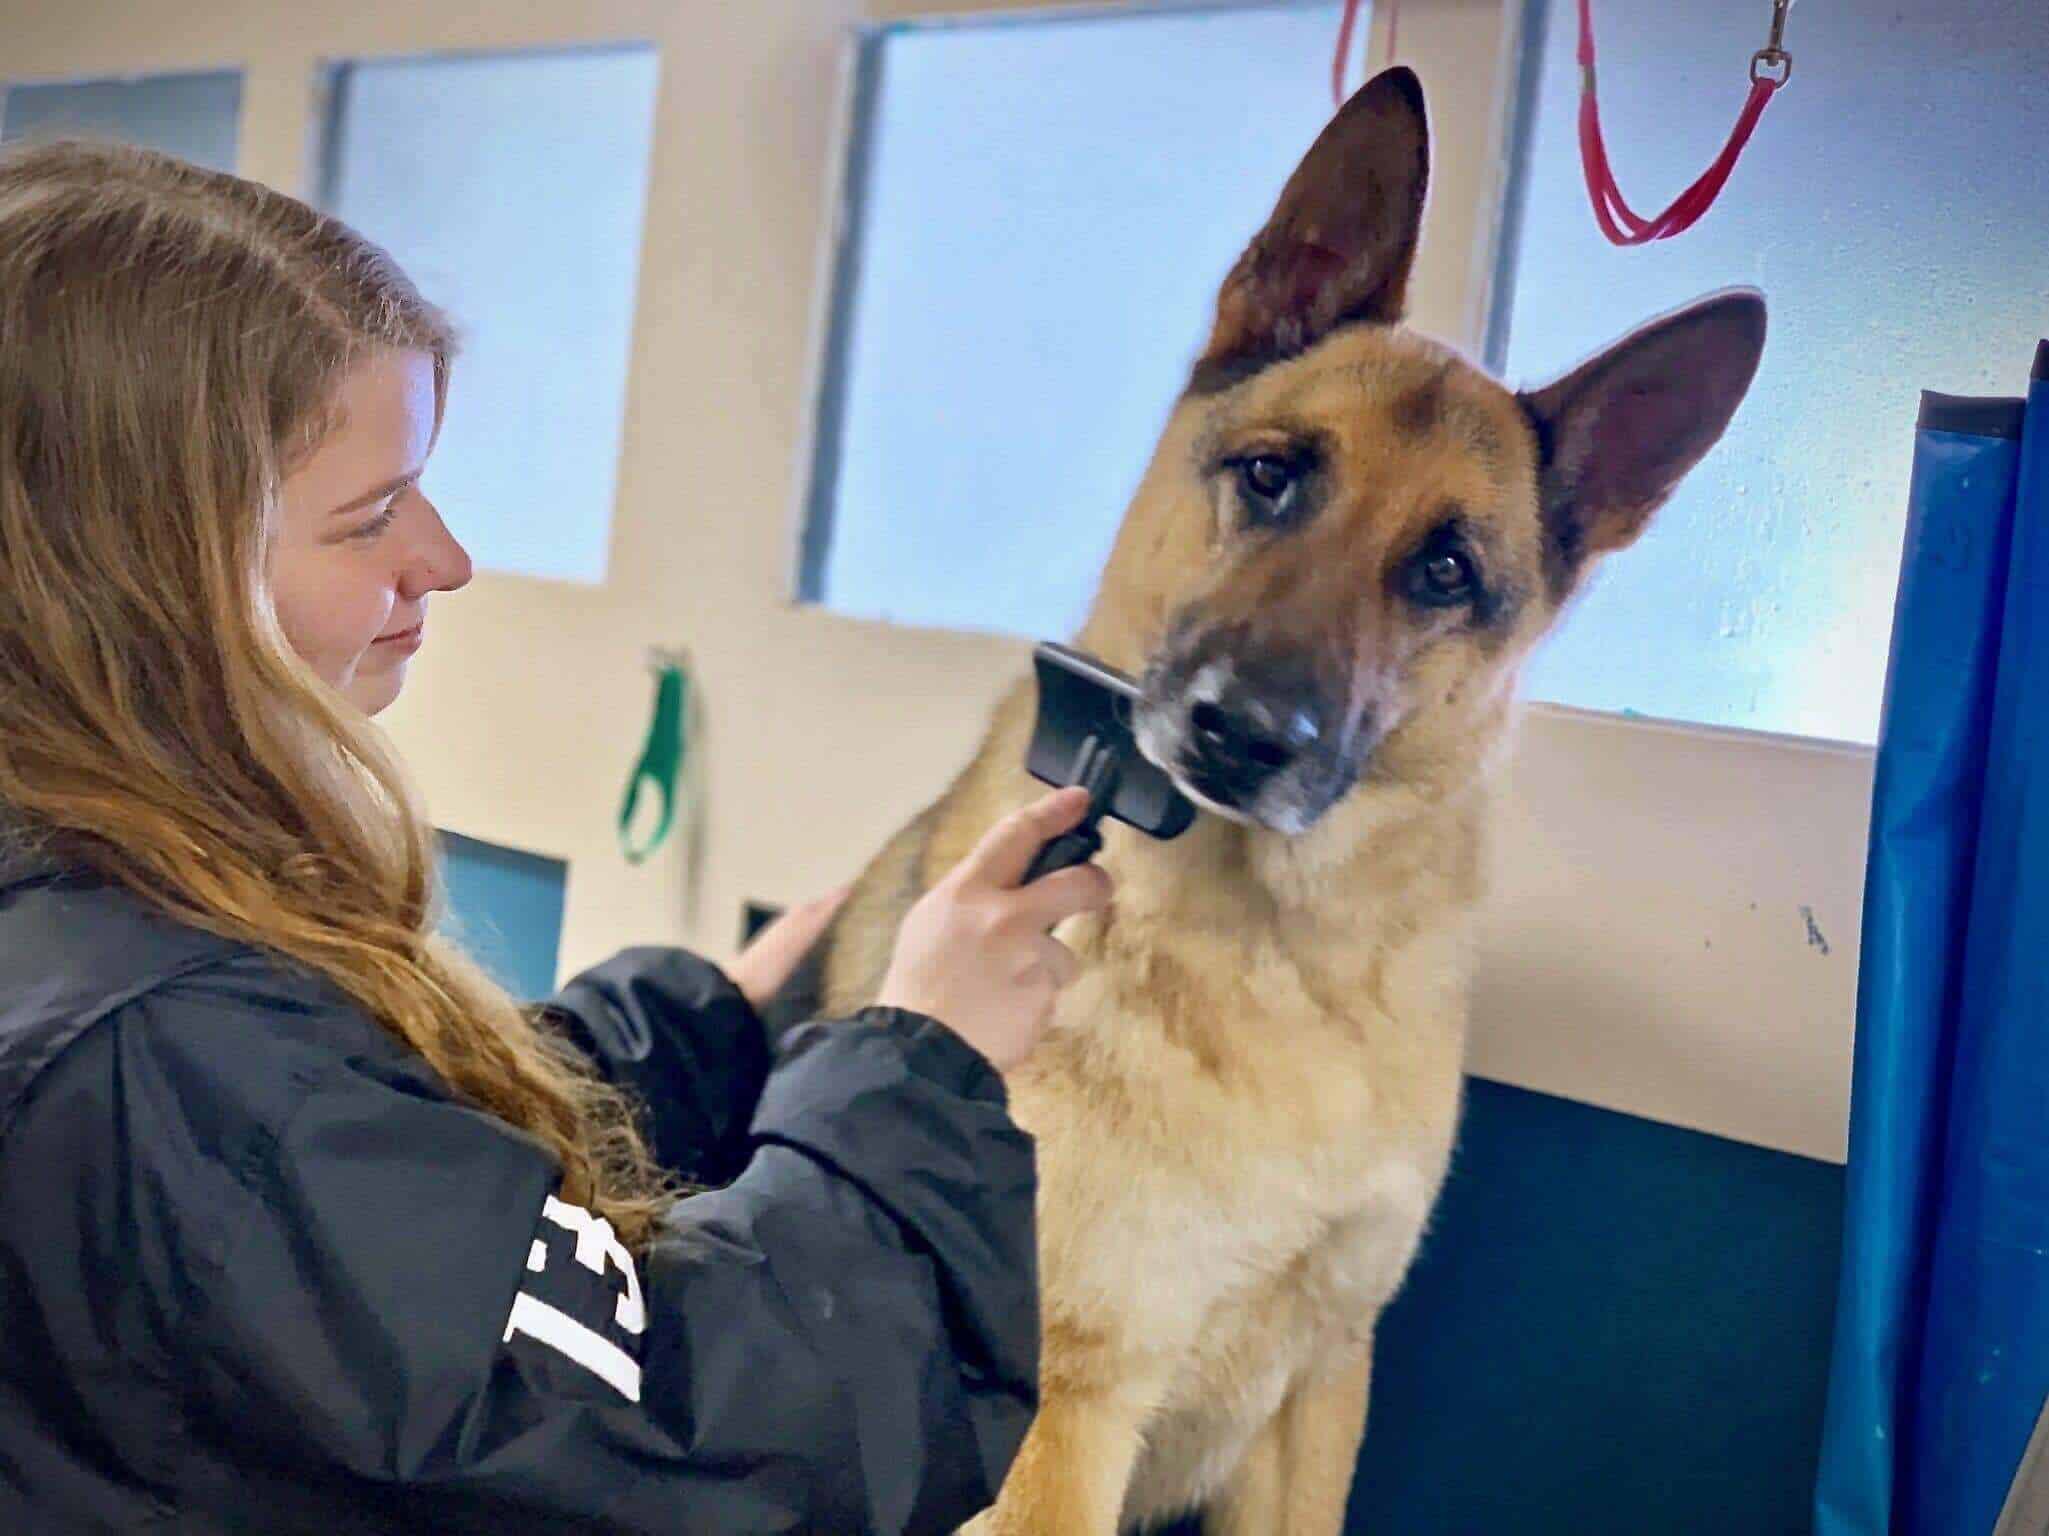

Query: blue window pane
[1495,0,2049,744]
[322,47,660,585]
[1,71,241,171]
[807,2,1353,638]
[439,831,566,1002]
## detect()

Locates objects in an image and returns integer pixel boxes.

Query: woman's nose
[400,491,473,598]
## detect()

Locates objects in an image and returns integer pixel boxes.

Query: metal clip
[1752,0,1795,85]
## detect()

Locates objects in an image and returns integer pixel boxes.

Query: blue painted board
[439,830,566,1003]
[1158,1077,1843,1534]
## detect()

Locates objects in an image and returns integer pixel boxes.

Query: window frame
[311,40,664,586]
[790,0,1530,616]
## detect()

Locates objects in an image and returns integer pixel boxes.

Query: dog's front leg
[961,1384,1154,1536]
[1204,1352,1372,1536]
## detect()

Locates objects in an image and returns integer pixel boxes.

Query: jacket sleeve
[83,959,1040,1535]
[537,946,772,1184]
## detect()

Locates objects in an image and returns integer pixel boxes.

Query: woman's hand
[728,888,850,1013]
[877,787,1113,1074]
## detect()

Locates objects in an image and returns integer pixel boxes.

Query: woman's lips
[372,624,424,655]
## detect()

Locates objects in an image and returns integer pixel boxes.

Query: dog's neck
[1102,753,1491,983]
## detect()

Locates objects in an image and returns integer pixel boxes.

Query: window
[0,69,241,171]
[802,1,1354,637]
[320,46,661,585]
[1492,0,2049,745]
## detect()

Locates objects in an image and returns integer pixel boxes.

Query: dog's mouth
[1132,657,1369,837]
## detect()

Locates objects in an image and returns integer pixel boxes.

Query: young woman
[0,140,1110,1534]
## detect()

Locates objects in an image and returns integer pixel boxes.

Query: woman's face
[273,350,472,716]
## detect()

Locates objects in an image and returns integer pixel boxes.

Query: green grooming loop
[619,648,692,865]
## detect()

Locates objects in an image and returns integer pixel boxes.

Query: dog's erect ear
[1518,290,1767,594]
[1191,67,1430,392]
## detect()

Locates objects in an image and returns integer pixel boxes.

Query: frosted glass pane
[1497,0,2049,745]
[811,2,1351,636]
[1,71,241,171]
[322,48,659,585]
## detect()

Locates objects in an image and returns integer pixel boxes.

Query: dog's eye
[1424,552,1473,595]
[1245,455,1293,498]
[1406,546,1480,608]
[1235,455,1302,526]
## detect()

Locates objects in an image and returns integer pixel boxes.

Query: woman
[0,141,1110,1533]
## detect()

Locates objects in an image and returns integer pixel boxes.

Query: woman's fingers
[955,787,1092,891]
[1033,934,1080,990]
[1009,862,1113,931]
[727,886,850,1010]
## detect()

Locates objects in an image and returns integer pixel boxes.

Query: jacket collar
[0,818,62,894]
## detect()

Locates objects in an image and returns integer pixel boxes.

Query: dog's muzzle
[1135,641,1365,834]
[1185,691,1322,807]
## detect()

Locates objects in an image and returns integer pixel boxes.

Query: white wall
[2,0,1870,1162]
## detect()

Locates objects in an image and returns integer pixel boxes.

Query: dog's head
[1095,68,1765,839]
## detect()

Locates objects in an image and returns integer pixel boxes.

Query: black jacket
[0,843,1037,1533]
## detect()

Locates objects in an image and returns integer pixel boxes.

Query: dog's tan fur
[806,69,1764,1534]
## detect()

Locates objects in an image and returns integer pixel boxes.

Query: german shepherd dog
[776,66,1764,1534]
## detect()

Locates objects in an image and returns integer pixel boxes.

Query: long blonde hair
[0,140,673,1248]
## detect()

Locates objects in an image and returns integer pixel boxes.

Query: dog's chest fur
[1006,884,1470,1526]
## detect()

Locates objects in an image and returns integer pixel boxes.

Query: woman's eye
[1236,455,1302,525]
[1407,546,1480,607]
[346,502,400,543]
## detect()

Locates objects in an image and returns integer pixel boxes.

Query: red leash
[1577,0,1793,244]
[1331,0,1391,106]
[1332,0,1793,247]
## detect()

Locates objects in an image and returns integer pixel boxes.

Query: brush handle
[1022,822,1104,885]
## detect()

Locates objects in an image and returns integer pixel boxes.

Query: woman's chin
[344,661,407,717]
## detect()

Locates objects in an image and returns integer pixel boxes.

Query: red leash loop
[1333,0,1786,244]
[1576,0,1791,245]
[1331,0,1395,107]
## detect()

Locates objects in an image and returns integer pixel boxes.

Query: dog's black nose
[1185,693,1321,804]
